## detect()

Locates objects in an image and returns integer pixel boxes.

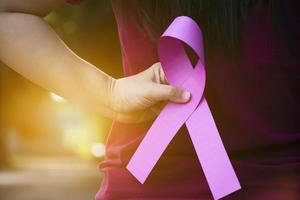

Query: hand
[108,63,191,123]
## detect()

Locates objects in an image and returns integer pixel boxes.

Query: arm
[0,0,190,123]
[0,0,116,118]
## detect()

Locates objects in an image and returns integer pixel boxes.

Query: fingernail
[181,90,190,101]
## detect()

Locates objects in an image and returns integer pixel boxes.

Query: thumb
[151,84,191,103]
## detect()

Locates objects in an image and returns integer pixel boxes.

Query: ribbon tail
[186,98,241,200]
[127,103,190,184]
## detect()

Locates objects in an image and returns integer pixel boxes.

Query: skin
[0,0,190,123]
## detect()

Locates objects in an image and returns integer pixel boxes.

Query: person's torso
[95,1,300,199]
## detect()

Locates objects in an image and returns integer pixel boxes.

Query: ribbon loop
[127,16,241,200]
[162,16,204,61]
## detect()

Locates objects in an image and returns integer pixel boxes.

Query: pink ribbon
[127,16,241,200]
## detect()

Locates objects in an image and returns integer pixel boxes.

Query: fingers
[153,64,190,103]
[150,83,191,103]
[149,63,190,104]
[157,63,168,84]
[149,62,168,84]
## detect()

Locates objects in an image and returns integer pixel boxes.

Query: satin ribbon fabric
[127,16,241,200]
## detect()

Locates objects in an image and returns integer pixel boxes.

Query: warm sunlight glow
[50,92,66,103]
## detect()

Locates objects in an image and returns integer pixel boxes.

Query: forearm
[0,12,114,117]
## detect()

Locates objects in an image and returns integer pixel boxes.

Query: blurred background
[0,0,122,199]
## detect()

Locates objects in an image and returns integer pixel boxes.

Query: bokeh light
[91,142,105,158]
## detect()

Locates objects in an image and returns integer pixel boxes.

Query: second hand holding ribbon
[127,16,241,200]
